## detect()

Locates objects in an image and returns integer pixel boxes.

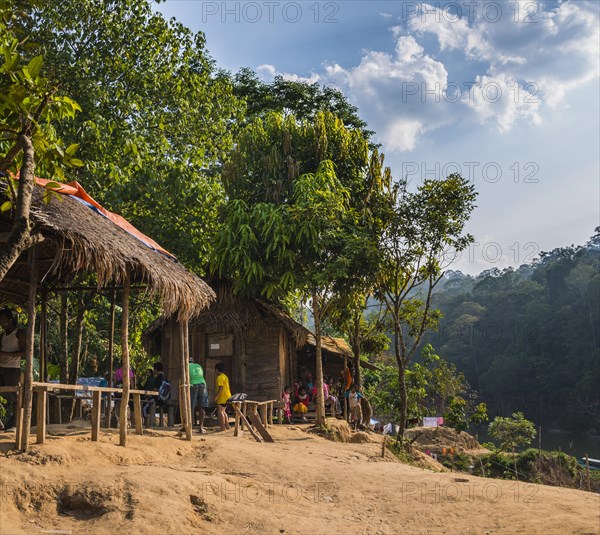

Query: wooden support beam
[106,289,115,428]
[246,406,274,443]
[183,320,192,441]
[231,403,261,443]
[259,403,268,429]
[178,323,191,439]
[36,387,47,444]
[91,390,102,441]
[14,385,23,450]
[119,272,130,447]
[234,404,240,436]
[133,393,143,435]
[20,245,39,451]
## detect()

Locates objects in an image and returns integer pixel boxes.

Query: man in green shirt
[189,357,208,433]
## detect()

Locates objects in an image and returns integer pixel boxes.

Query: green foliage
[444,397,469,432]
[488,412,536,454]
[430,228,600,434]
[212,111,388,301]
[11,0,244,269]
[363,344,481,425]
[232,68,374,142]
[0,11,82,181]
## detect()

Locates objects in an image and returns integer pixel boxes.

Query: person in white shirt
[0,308,25,430]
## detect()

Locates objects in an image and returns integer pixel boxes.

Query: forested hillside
[424,230,600,434]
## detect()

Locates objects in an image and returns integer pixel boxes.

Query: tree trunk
[398,361,408,436]
[0,135,36,283]
[312,293,326,426]
[351,341,362,390]
[394,322,408,436]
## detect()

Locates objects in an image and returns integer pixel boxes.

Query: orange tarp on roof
[33,176,177,261]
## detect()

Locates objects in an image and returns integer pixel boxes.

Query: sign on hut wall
[207,333,233,357]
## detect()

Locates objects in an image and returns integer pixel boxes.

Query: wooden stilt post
[91,390,101,441]
[36,386,47,444]
[14,385,23,449]
[178,322,190,439]
[40,290,47,382]
[343,354,348,421]
[119,273,130,447]
[106,290,116,428]
[133,393,143,435]
[20,245,39,451]
[183,320,192,440]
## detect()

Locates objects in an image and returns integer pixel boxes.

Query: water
[475,428,600,461]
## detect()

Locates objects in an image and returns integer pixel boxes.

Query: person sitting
[324,376,341,416]
[304,372,315,401]
[293,386,310,421]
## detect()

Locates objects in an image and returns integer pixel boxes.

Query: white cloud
[257,63,320,84]
[257,1,599,153]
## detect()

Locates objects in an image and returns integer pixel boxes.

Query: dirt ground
[0,420,598,535]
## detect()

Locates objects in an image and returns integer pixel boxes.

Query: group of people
[105,358,233,433]
[281,367,364,428]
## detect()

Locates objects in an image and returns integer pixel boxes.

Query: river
[474,428,600,460]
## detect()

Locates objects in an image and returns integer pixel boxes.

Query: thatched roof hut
[0,181,214,318]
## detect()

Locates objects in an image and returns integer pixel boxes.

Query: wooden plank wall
[244,325,283,401]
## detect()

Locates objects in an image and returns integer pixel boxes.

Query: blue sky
[156,0,599,274]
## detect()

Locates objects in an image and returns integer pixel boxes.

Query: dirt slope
[0,421,598,535]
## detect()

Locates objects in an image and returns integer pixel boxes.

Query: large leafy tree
[13,0,244,269]
[233,68,374,142]
[375,175,477,435]
[212,111,389,424]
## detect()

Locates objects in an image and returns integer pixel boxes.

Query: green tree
[375,176,477,435]
[212,111,389,424]
[233,68,374,142]
[0,12,81,281]
[14,0,244,269]
[489,411,536,479]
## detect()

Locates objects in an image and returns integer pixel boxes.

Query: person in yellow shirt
[214,363,231,431]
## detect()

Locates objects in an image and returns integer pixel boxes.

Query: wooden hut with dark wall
[143,284,378,402]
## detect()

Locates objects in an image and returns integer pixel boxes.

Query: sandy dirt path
[0,422,598,535]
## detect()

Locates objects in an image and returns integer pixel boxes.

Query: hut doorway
[205,332,234,400]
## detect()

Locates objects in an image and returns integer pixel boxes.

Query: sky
[155,0,599,275]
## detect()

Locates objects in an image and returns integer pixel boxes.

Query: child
[214,363,232,431]
[346,383,363,430]
[293,387,310,421]
[282,385,292,424]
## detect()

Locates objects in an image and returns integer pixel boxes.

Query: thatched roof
[0,183,214,319]
[143,283,379,370]
[144,283,310,347]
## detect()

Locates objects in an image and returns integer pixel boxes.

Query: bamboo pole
[178,322,190,439]
[20,245,39,451]
[183,320,192,440]
[343,354,348,421]
[39,290,47,382]
[119,273,130,447]
[106,289,116,428]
